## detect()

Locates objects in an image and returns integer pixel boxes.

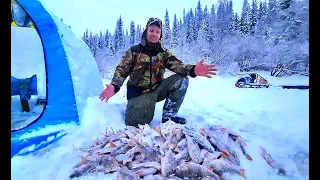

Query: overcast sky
[39,0,265,38]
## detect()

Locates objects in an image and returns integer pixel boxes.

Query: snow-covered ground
[11,70,309,180]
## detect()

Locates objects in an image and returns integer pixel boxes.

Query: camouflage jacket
[111,44,196,99]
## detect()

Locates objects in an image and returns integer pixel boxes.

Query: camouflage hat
[146,17,162,29]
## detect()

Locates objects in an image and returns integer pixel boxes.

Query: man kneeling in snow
[99,17,217,127]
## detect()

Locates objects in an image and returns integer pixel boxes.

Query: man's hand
[99,84,115,102]
[194,59,218,78]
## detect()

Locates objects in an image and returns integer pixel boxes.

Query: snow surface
[11,70,309,180]
[11,95,44,130]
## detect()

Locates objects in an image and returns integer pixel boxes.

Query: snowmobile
[235,72,270,88]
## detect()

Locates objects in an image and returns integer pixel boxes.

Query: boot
[162,116,186,124]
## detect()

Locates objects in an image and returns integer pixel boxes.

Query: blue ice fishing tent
[11,0,103,157]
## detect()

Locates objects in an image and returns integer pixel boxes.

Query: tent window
[11,0,46,131]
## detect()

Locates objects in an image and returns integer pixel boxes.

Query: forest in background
[81,0,309,78]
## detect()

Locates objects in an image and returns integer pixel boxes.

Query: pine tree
[98,30,104,49]
[216,2,227,36]
[171,14,179,49]
[233,12,240,31]
[239,0,250,35]
[194,0,203,40]
[186,9,195,44]
[248,0,258,35]
[130,20,136,46]
[201,5,210,43]
[226,0,235,33]
[280,0,291,9]
[104,30,109,48]
[108,33,115,56]
[135,25,142,44]
[114,16,125,52]
[256,0,268,37]
[163,9,171,48]
[89,31,93,53]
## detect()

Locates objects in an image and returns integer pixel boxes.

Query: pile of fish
[70,120,285,179]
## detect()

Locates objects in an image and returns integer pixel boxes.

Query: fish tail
[109,141,116,147]
[240,169,247,179]
[135,170,143,176]
[266,159,273,166]
[154,126,161,133]
[221,150,230,157]
[259,146,266,152]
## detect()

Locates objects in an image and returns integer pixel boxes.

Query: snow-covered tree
[135,25,142,44]
[130,20,135,46]
[186,9,196,44]
[248,0,258,35]
[163,9,171,48]
[171,14,179,49]
[98,30,104,49]
[239,0,250,35]
[114,16,125,52]
[194,0,203,40]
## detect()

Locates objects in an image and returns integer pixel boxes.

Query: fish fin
[168,143,176,149]
[154,126,161,133]
[135,170,142,176]
[259,146,266,152]
[246,155,253,161]
[109,141,116,147]
[240,169,247,179]
[266,159,273,166]
[208,167,213,171]
[128,137,137,146]
[221,127,228,132]
[221,150,230,157]
[199,128,206,135]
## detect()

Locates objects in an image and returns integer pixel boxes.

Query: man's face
[146,24,161,43]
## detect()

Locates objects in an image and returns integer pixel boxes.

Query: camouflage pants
[125,74,189,127]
